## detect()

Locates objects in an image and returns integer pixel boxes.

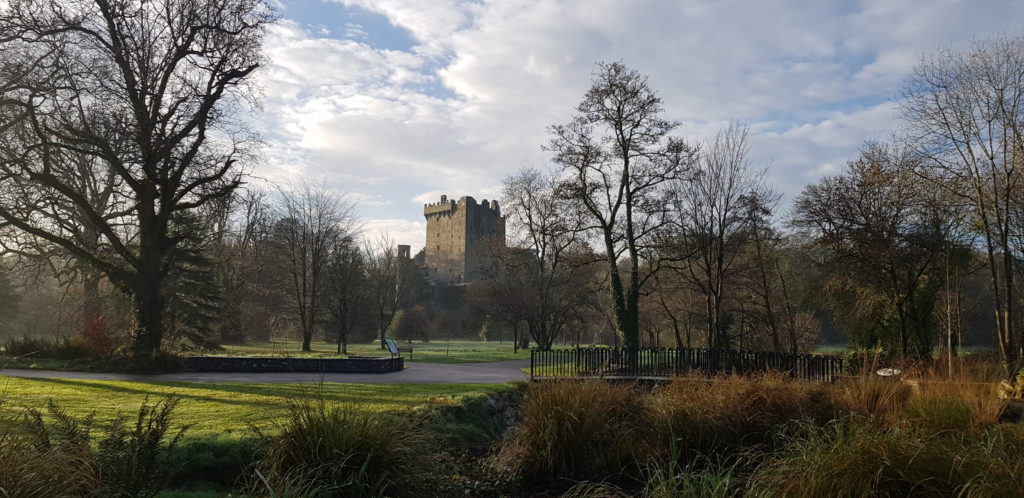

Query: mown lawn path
[1,358,530,384]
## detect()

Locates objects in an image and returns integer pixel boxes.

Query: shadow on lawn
[7,376,491,412]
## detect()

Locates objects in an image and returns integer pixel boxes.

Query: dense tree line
[476,41,1024,375]
[0,2,1020,373]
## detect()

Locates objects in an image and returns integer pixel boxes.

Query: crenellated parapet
[423,195,502,218]
[422,193,506,284]
[424,194,458,217]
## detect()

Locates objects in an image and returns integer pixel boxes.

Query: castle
[421,195,505,284]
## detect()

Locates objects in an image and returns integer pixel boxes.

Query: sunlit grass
[0,375,512,439]
[217,338,531,364]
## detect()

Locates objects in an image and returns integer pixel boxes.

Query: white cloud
[254,0,1024,246]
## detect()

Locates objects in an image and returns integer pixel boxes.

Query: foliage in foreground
[246,397,439,497]
[0,397,185,498]
[749,420,1024,498]
[499,369,1020,497]
[496,380,648,486]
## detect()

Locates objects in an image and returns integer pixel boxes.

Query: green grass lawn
[217,338,530,364]
[0,375,517,497]
[0,375,513,439]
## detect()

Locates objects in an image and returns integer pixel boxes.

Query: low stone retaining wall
[183,355,404,373]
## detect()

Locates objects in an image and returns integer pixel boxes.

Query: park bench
[384,338,413,360]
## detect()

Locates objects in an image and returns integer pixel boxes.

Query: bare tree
[548,61,695,352]
[213,188,282,343]
[900,34,1024,370]
[671,122,769,350]
[495,167,595,350]
[471,264,530,351]
[741,189,785,352]
[274,182,357,352]
[0,0,272,359]
[364,233,416,349]
[324,235,367,354]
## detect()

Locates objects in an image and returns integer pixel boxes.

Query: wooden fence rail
[530,347,842,382]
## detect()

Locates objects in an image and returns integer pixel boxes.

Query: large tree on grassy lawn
[547,62,695,352]
[274,182,358,352]
[0,0,273,359]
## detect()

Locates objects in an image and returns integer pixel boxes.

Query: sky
[252,0,1024,252]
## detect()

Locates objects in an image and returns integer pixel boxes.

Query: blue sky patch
[280,0,418,52]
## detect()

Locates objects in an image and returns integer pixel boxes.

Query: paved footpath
[0,359,531,385]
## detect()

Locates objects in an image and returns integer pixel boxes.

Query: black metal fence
[530,347,843,382]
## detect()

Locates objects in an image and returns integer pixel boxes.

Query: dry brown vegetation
[498,366,1022,497]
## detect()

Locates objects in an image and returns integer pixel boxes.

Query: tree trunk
[83,270,102,324]
[753,229,781,352]
[130,276,164,359]
[705,292,716,349]
[773,253,799,355]
[608,259,631,349]
[302,329,312,352]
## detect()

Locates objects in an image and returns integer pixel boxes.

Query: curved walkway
[0,359,531,384]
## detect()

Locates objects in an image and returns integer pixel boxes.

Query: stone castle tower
[423,195,505,284]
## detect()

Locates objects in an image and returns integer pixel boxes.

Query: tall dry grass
[748,420,1024,497]
[498,361,1017,496]
[649,373,836,458]
[495,380,649,486]
[247,397,438,497]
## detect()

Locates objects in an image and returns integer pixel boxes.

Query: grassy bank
[0,376,512,438]
[0,376,519,496]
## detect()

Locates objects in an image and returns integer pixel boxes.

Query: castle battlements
[422,194,505,284]
[423,195,501,218]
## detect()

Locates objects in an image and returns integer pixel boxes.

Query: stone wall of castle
[423,194,505,284]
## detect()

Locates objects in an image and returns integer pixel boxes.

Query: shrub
[634,443,744,498]
[902,392,975,435]
[2,334,94,360]
[0,399,100,497]
[248,398,437,497]
[117,350,185,374]
[495,380,649,487]
[561,456,743,498]
[80,315,118,357]
[842,346,892,375]
[168,437,261,492]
